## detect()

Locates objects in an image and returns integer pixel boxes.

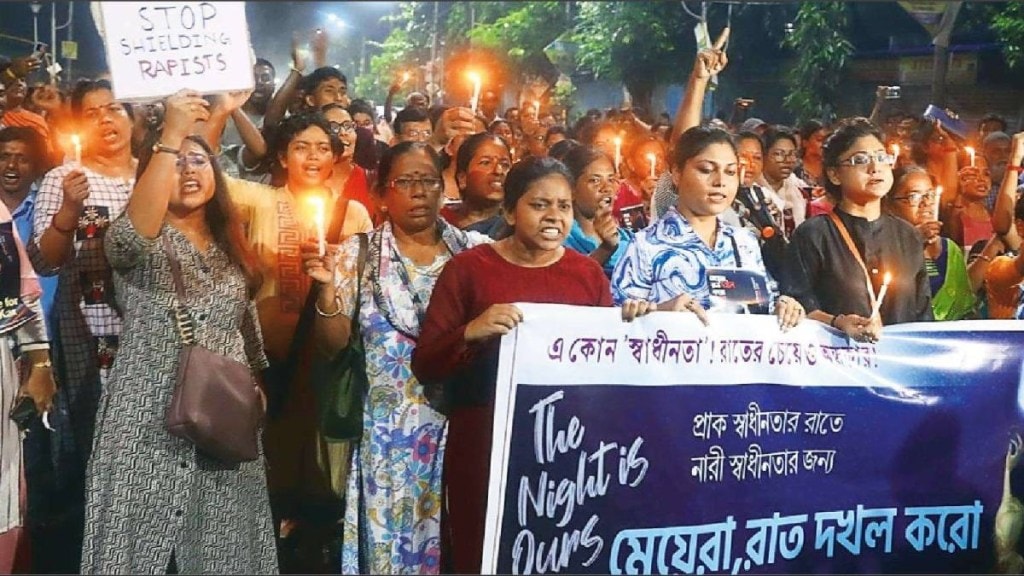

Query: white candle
[468,72,482,114]
[534,100,541,118]
[71,134,82,165]
[613,137,622,175]
[871,272,892,319]
[891,143,900,160]
[647,153,657,179]
[966,146,975,167]
[309,196,326,257]
[934,185,943,221]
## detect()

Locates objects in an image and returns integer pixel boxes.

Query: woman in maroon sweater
[411,157,656,574]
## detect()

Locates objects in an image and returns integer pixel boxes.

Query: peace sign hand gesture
[692,27,730,82]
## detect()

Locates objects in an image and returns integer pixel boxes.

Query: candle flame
[467,71,481,84]
[883,272,892,285]
[891,143,900,157]
[614,136,622,145]
[965,146,975,156]
[402,71,410,82]
[71,134,81,146]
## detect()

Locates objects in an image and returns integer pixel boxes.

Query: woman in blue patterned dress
[611,126,806,328]
[301,141,489,574]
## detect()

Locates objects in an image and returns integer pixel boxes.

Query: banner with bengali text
[482,304,1024,574]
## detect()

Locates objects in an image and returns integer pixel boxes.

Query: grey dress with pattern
[80,216,277,575]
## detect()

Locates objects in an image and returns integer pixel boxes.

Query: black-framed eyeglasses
[328,121,356,135]
[769,150,799,161]
[837,152,896,168]
[175,153,211,170]
[401,128,433,140]
[389,176,443,193]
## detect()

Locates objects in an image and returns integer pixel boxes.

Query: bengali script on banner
[482,304,1024,574]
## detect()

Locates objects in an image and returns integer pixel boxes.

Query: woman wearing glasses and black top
[785,117,933,344]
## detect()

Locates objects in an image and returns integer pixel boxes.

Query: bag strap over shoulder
[161,234,188,302]
[161,233,196,346]
[827,211,876,311]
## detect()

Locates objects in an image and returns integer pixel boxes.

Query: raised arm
[126,90,210,239]
[671,27,729,145]
[263,35,308,132]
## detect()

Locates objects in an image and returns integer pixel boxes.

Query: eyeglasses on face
[837,152,896,168]
[175,153,211,170]
[768,150,799,161]
[389,176,443,193]
[329,121,356,134]
[891,191,935,205]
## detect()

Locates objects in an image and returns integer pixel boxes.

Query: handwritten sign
[96,1,254,101]
[483,304,1024,574]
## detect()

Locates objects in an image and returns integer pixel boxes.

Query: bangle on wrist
[830,314,842,328]
[32,360,52,369]
[51,213,76,235]
[289,64,304,74]
[315,295,344,318]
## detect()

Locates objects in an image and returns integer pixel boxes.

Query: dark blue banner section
[492,326,1024,574]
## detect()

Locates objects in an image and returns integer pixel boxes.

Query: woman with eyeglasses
[302,142,489,574]
[785,117,933,344]
[322,104,377,223]
[759,125,809,235]
[612,126,804,327]
[562,145,634,277]
[440,132,512,238]
[884,166,976,321]
[82,90,276,574]
[411,157,655,574]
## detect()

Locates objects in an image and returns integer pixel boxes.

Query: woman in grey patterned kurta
[81,95,277,574]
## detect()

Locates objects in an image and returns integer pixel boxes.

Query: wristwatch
[152,142,180,156]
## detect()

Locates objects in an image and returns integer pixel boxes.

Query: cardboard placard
[97,1,254,102]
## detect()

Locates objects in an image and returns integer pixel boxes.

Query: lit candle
[71,134,82,165]
[891,143,900,159]
[739,165,747,188]
[468,71,482,114]
[308,196,326,257]
[613,137,622,175]
[647,153,657,179]
[966,146,975,167]
[402,71,410,84]
[534,100,541,118]
[871,272,892,319]
[933,185,943,221]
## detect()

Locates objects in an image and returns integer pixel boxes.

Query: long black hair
[137,132,263,297]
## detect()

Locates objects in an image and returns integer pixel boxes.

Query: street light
[29,2,42,45]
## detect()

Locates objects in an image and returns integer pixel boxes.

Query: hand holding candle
[647,153,657,179]
[308,196,326,257]
[71,134,82,166]
[871,272,892,319]
[468,71,482,115]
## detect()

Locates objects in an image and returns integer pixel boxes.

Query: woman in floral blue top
[611,126,806,330]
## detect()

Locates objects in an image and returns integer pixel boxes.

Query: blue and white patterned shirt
[611,206,773,307]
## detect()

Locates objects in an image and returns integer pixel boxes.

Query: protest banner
[483,304,1024,574]
[96,2,254,102]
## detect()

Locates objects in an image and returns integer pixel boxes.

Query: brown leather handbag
[162,235,260,465]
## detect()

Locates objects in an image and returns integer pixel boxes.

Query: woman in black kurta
[785,117,932,343]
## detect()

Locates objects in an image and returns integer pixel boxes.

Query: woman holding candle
[29,79,138,526]
[612,126,805,327]
[885,166,977,321]
[785,117,933,343]
[411,157,656,575]
[301,142,490,574]
[622,135,668,214]
[944,159,994,250]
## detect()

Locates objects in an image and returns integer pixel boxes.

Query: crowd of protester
[0,23,1023,576]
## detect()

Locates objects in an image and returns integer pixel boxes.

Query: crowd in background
[0,23,1023,576]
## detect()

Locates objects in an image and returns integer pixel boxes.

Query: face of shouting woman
[168,140,216,215]
[280,125,334,191]
[506,174,574,254]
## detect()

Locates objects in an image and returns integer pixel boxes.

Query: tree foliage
[781,2,854,123]
[572,2,692,113]
[992,2,1024,69]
